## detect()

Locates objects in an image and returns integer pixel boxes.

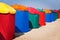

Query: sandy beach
[14,19,60,40]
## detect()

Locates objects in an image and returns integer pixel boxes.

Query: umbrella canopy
[37,8,43,12]
[0,2,16,14]
[11,4,28,11]
[53,10,58,13]
[27,7,39,14]
[43,9,51,14]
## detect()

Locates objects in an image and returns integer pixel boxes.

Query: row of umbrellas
[0,2,60,40]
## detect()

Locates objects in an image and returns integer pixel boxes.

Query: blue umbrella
[15,10,30,33]
[51,11,58,21]
[45,13,52,22]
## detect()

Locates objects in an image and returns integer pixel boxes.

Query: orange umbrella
[11,4,28,11]
[43,9,51,14]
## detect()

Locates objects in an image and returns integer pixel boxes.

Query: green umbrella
[37,8,43,12]
[29,13,39,29]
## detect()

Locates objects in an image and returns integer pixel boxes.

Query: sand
[13,19,60,40]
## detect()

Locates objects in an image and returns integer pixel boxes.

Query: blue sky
[0,0,60,9]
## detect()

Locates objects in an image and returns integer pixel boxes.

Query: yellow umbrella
[0,2,16,14]
[43,9,51,13]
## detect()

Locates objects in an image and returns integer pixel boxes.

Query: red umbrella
[53,10,58,13]
[28,7,45,26]
[57,10,60,18]
[0,2,16,40]
[28,7,39,14]
[38,12,46,26]
[53,10,60,18]
[0,14,15,40]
